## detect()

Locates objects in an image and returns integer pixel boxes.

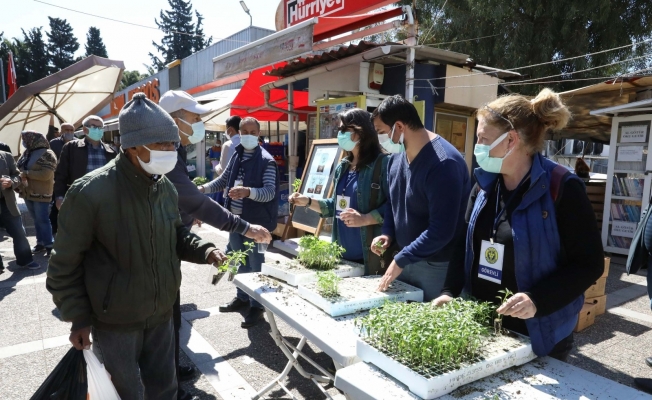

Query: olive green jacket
[47,153,216,331]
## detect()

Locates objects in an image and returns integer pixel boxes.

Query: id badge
[234,179,244,187]
[478,240,504,284]
[336,195,350,216]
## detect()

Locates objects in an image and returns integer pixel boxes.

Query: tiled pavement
[1,203,652,399]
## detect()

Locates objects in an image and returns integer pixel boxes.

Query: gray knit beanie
[119,92,180,148]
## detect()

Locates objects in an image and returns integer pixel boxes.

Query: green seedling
[211,242,254,284]
[316,270,341,298]
[193,176,208,186]
[374,240,386,269]
[297,235,344,270]
[494,288,514,335]
[292,178,302,193]
[355,299,495,377]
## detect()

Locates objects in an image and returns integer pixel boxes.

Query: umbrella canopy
[200,89,241,131]
[0,56,125,154]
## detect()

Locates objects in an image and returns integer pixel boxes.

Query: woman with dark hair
[289,108,390,274]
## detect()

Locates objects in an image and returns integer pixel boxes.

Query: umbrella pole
[34,94,64,124]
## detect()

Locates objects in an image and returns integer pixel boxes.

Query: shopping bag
[83,349,121,400]
[31,347,87,400]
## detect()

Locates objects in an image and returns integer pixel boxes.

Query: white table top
[335,357,652,400]
[234,273,362,367]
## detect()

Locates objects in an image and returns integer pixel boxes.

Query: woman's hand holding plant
[496,292,537,319]
[339,208,373,227]
[370,235,391,256]
[376,260,403,292]
[288,193,310,206]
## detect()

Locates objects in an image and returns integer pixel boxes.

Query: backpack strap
[550,164,571,206]
[368,154,384,211]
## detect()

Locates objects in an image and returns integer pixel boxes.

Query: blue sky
[1,0,280,73]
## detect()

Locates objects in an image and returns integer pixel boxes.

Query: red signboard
[284,0,396,28]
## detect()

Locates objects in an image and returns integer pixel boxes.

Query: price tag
[234,179,244,187]
[478,240,504,284]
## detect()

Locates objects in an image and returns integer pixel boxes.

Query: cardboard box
[602,257,610,279]
[585,295,607,316]
[585,277,607,298]
[574,302,596,332]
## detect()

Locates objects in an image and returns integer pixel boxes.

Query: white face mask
[240,135,259,150]
[178,118,206,144]
[137,145,178,175]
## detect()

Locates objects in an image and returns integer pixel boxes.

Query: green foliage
[46,17,79,72]
[221,242,255,276]
[316,271,341,298]
[120,70,148,90]
[149,0,213,71]
[297,235,344,270]
[192,176,209,186]
[356,299,495,375]
[84,27,108,58]
[396,0,652,94]
[494,288,514,334]
[12,28,49,86]
[292,178,302,193]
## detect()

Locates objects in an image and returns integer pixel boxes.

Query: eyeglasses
[484,105,515,131]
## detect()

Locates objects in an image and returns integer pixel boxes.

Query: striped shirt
[86,142,106,173]
[204,149,277,215]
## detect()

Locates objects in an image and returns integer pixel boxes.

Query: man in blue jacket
[371,95,471,301]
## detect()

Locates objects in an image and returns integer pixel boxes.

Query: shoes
[178,389,200,400]
[635,378,652,394]
[219,297,248,313]
[46,247,52,257]
[0,264,4,274]
[20,261,41,270]
[179,365,198,382]
[31,244,46,253]
[646,357,652,367]
[241,307,265,328]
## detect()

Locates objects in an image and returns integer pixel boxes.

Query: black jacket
[54,138,117,199]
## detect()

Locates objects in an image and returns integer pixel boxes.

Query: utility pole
[0,58,6,104]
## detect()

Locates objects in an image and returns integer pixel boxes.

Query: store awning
[313,7,405,42]
[230,64,314,122]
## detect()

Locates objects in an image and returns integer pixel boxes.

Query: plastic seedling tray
[261,259,364,286]
[356,331,536,399]
[298,276,423,317]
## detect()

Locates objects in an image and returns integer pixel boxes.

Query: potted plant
[192,176,208,186]
[209,242,254,285]
[296,235,345,270]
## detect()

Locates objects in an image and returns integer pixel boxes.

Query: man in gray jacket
[158,90,271,398]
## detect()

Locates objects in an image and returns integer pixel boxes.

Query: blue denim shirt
[318,154,390,269]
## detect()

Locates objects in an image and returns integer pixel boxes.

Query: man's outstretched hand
[245,224,272,244]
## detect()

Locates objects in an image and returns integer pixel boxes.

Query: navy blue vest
[224,144,279,231]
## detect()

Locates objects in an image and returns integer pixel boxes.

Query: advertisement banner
[283,0,396,28]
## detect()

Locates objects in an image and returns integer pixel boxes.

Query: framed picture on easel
[288,139,344,236]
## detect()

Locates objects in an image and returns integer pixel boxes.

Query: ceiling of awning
[555,76,652,143]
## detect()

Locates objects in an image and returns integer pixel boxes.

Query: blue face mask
[337,131,359,151]
[87,127,104,141]
[378,124,405,154]
[474,132,510,173]
[179,118,206,144]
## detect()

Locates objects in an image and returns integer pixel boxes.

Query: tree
[46,17,80,72]
[149,0,213,71]
[120,70,147,90]
[397,0,652,94]
[19,27,50,83]
[84,27,108,58]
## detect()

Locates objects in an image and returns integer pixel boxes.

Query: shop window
[435,112,467,154]
[169,65,181,89]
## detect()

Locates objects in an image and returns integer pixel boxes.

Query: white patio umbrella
[0,56,125,155]
[200,89,240,131]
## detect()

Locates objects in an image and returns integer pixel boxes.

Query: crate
[261,260,364,287]
[585,277,607,298]
[585,295,607,316]
[574,303,596,332]
[602,257,610,278]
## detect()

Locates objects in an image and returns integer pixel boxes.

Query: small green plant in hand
[494,288,514,335]
[193,176,208,186]
[212,242,254,284]
[297,235,344,270]
[292,178,302,193]
[316,270,341,298]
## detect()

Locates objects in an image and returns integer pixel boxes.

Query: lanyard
[340,170,357,196]
[492,174,530,243]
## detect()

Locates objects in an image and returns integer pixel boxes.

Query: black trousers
[49,200,58,235]
[173,291,182,389]
[548,333,574,361]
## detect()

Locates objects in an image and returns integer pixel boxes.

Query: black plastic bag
[31,347,88,400]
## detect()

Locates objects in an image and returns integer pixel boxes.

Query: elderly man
[47,93,226,400]
[199,117,279,328]
[158,91,271,396]
[54,115,117,211]
[49,122,76,159]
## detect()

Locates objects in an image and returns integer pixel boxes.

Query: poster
[612,220,637,238]
[617,146,644,162]
[318,102,358,139]
[451,121,467,153]
[621,125,648,143]
[304,146,339,200]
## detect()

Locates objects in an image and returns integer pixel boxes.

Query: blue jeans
[397,260,449,302]
[25,200,53,247]
[228,232,265,309]
[0,198,33,266]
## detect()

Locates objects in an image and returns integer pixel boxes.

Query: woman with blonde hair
[433,88,604,360]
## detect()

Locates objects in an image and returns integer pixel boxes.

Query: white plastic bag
[83,349,121,400]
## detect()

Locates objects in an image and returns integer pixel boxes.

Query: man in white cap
[158,90,271,396]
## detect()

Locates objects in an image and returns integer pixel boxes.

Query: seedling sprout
[210,242,254,284]
[297,235,344,270]
[315,270,341,298]
[494,288,514,335]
